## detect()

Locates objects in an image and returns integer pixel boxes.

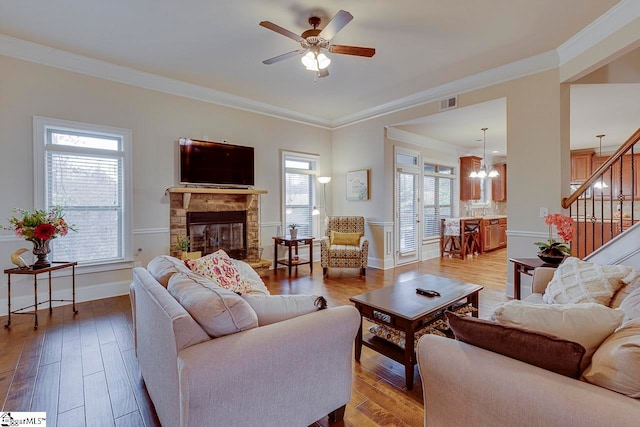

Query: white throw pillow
[168,271,258,337]
[542,257,635,306]
[492,300,624,371]
[582,319,640,398]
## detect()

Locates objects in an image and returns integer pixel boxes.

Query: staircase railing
[562,128,640,258]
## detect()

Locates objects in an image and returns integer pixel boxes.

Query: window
[424,163,455,238]
[34,117,132,264]
[282,152,317,237]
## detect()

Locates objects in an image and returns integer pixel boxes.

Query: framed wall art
[346,169,370,200]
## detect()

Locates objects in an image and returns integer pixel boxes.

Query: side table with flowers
[5,207,75,269]
[534,213,574,264]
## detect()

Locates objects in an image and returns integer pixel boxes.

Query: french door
[395,148,421,265]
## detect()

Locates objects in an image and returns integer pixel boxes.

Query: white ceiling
[0,0,622,124]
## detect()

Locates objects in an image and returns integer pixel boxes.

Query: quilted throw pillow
[542,257,636,306]
[184,250,251,294]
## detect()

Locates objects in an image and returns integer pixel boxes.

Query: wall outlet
[540,207,548,218]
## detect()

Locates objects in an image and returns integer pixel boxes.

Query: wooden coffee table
[349,274,483,390]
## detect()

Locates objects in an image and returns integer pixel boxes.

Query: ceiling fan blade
[318,10,353,41]
[262,49,305,65]
[329,45,376,57]
[318,69,329,78]
[259,21,304,43]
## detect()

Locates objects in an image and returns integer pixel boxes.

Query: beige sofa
[130,256,360,427]
[417,266,640,427]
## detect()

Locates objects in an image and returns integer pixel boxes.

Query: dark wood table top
[349,274,483,321]
[508,257,561,269]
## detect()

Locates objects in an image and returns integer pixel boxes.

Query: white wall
[0,55,332,313]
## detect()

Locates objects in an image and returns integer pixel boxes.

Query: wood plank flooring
[0,249,508,426]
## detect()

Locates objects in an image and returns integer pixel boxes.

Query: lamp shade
[318,176,332,184]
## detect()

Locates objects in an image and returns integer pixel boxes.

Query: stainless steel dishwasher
[489,219,501,250]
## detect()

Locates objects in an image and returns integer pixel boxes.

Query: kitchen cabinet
[460,156,482,200]
[482,217,507,252]
[491,163,507,202]
[570,150,594,182]
[592,154,640,200]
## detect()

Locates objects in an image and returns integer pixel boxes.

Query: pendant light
[593,134,608,189]
[470,127,499,178]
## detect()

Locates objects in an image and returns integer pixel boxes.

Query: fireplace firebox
[187,211,246,259]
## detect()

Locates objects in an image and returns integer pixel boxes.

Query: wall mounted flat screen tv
[180,138,254,186]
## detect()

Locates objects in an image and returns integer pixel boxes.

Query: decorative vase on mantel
[28,238,52,269]
[537,248,566,265]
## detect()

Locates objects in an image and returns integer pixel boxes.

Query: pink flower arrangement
[5,207,75,241]
[534,213,574,256]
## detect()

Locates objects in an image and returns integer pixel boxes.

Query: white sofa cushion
[582,319,640,398]
[492,300,624,371]
[147,255,192,287]
[620,286,640,325]
[542,257,635,306]
[241,294,326,326]
[168,271,258,337]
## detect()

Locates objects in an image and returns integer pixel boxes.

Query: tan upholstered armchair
[320,216,369,276]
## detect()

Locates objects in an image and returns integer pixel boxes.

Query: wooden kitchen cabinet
[491,163,507,202]
[460,156,482,200]
[592,154,640,200]
[498,220,507,246]
[570,149,594,182]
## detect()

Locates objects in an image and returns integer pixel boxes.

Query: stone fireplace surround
[167,187,267,262]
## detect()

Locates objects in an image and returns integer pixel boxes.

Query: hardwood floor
[0,249,508,427]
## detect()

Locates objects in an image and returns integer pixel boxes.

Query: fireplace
[167,187,267,262]
[187,211,246,259]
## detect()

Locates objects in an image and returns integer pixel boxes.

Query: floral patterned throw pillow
[184,250,251,294]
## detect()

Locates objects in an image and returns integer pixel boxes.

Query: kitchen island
[440,215,507,257]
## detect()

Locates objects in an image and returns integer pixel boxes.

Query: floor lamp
[313,176,331,235]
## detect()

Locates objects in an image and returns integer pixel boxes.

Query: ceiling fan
[259,9,375,78]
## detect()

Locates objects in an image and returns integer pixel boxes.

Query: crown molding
[385,127,462,155]
[0,34,332,130]
[332,50,559,128]
[557,0,640,66]
[1,0,633,133]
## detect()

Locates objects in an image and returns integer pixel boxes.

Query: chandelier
[469,127,499,179]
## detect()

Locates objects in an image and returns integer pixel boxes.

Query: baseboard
[0,280,131,316]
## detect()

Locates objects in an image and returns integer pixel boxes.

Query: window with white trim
[424,163,455,238]
[34,117,132,264]
[282,152,317,237]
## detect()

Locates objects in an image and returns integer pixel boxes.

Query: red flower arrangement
[5,207,75,241]
[534,213,574,256]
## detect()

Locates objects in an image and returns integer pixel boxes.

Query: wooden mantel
[166,187,267,195]
[166,187,268,210]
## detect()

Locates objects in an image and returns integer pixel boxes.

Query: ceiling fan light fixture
[301,50,331,71]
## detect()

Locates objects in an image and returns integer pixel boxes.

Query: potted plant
[534,213,573,264]
[288,224,299,240]
[173,234,201,260]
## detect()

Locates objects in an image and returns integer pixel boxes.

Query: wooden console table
[273,236,314,276]
[4,261,78,329]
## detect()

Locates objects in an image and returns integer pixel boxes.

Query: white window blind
[34,117,132,265]
[283,154,317,237]
[424,164,454,238]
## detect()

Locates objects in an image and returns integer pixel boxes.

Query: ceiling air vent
[439,96,458,111]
